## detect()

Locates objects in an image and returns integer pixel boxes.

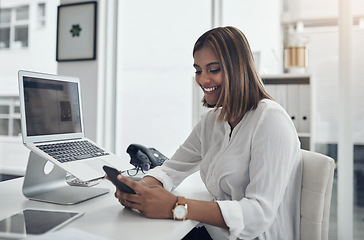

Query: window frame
[0,97,21,137]
[0,5,29,50]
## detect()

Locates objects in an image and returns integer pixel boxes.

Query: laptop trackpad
[86,159,109,173]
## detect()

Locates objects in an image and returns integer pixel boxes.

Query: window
[37,3,46,28]
[0,9,11,48]
[0,5,29,49]
[0,97,21,137]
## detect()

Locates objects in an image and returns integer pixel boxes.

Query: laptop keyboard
[37,140,109,163]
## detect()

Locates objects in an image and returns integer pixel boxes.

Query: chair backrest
[300,149,335,240]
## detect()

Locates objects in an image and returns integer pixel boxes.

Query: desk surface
[0,172,212,240]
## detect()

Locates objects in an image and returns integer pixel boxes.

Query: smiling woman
[192,26,273,128]
[193,47,223,108]
[110,26,303,240]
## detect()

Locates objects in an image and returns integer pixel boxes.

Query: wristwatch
[172,196,188,220]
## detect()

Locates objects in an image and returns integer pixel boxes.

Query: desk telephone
[70,144,168,187]
[126,143,169,169]
[103,144,169,194]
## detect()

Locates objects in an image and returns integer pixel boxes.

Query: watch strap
[176,196,186,206]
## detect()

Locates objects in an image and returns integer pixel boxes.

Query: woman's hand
[112,175,177,219]
[107,174,229,229]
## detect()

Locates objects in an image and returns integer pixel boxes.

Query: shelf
[263,74,313,150]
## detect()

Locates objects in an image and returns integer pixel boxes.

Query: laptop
[18,70,132,181]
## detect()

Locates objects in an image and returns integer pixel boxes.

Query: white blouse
[146,99,302,240]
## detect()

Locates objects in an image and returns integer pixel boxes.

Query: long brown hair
[193,26,272,123]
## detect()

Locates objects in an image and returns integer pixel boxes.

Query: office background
[0,0,363,239]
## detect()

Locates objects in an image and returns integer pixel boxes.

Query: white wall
[223,0,283,74]
[294,0,364,20]
[115,0,211,158]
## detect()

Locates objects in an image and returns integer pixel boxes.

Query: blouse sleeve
[145,120,203,191]
[217,105,301,239]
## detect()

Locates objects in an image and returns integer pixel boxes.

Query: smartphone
[103,165,136,194]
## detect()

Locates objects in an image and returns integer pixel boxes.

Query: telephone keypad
[149,148,169,166]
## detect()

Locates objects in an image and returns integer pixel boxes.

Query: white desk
[0,172,212,240]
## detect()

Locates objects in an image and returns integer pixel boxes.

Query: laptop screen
[23,77,82,136]
[18,70,84,144]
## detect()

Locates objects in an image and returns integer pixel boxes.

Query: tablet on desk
[0,209,84,239]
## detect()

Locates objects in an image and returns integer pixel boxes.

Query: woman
[112,26,302,240]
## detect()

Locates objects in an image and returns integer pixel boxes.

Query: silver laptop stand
[22,151,109,205]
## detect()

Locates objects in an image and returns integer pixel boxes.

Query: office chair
[300,149,335,240]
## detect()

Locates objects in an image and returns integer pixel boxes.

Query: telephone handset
[126,144,169,169]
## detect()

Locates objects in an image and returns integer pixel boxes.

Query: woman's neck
[229,118,241,130]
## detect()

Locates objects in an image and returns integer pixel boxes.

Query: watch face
[174,205,187,219]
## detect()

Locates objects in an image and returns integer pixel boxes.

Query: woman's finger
[123,198,141,209]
